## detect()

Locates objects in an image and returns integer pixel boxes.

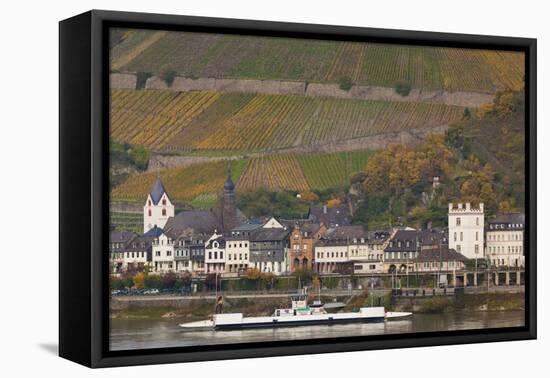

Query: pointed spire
[224,162,234,192]
[150,176,167,205]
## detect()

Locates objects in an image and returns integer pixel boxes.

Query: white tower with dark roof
[143,177,174,233]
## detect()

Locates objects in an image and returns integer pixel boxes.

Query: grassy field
[110,89,465,152]
[110,150,374,204]
[110,29,524,93]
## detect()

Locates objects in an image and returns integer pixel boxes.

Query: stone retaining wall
[111,73,493,108]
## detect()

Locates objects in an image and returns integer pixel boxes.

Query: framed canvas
[59,10,537,368]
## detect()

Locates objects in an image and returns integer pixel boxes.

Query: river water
[110,310,524,351]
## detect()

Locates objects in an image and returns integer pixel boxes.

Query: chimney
[323,205,327,214]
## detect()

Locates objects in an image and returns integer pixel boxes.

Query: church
[143,173,246,236]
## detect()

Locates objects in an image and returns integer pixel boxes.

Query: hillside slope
[110,29,524,93]
[110,150,374,206]
[110,89,465,152]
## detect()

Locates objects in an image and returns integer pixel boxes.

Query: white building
[448,202,484,260]
[205,231,225,273]
[225,237,250,274]
[152,230,176,273]
[143,177,175,233]
[486,213,525,268]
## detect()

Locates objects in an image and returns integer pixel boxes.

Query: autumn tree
[133,272,145,289]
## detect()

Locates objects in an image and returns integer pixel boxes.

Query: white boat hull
[179,307,412,331]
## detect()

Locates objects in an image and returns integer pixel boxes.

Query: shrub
[136,71,152,89]
[338,76,353,91]
[394,81,411,96]
[161,69,177,87]
[130,145,149,170]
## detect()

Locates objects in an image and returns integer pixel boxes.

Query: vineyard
[111,150,374,205]
[110,29,524,93]
[111,89,465,152]
[110,211,143,233]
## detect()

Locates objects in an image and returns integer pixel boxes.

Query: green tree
[394,81,411,96]
[338,76,353,91]
[130,145,149,170]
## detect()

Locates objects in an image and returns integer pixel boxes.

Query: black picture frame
[59,9,537,368]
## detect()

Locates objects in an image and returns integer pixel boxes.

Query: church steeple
[143,176,174,233]
[221,164,238,232]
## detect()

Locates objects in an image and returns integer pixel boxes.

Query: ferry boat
[179,292,412,331]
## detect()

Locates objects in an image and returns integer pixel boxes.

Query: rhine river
[110,310,524,351]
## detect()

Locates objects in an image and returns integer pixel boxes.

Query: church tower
[143,177,174,233]
[221,169,238,232]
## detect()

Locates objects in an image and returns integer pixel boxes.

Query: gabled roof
[164,210,221,235]
[149,177,168,205]
[489,213,525,225]
[385,229,446,252]
[143,225,164,238]
[250,227,291,242]
[109,230,137,244]
[308,206,350,227]
[418,246,467,262]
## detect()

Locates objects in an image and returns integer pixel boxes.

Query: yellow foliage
[133,272,145,289]
[326,198,342,208]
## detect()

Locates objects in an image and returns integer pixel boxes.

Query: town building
[225,236,250,274]
[448,202,484,259]
[289,222,326,272]
[143,177,175,233]
[249,220,290,274]
[151,229,178,273]
[188,237,207,274]
[308,205,350,229]
[351,231,390,274]
[384,229,447,273]
[109,230,137,273]
[205,231,226,273]
[486,213,525,268]
[315,225,366,274]
[414,245,467,287]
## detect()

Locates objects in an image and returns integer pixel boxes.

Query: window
[475,245,479,255]
[476,232,478,241]
[167,251,172,256]
[460,232,463,241]
[476,217,479,226]
[162,199,166,205]
[214,252,218,259]
[456,245,461,252]
[162,209,166,216]
[208,252,212,259]
[148,209,152,216]
[456,217,461,226]
[220,252,223,259]
[155,251,160,257]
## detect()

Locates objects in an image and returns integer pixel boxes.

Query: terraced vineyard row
[298,150,374,189]
[111,150,374,205]
[110,211,143,233]
[111,89,465,152]
[111,29,524,93]
[110,89,220,150]
[237,155,310,192]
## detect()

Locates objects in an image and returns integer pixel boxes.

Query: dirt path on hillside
[146,125,448,171]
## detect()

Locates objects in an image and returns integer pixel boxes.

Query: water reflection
[110,310,524,351]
